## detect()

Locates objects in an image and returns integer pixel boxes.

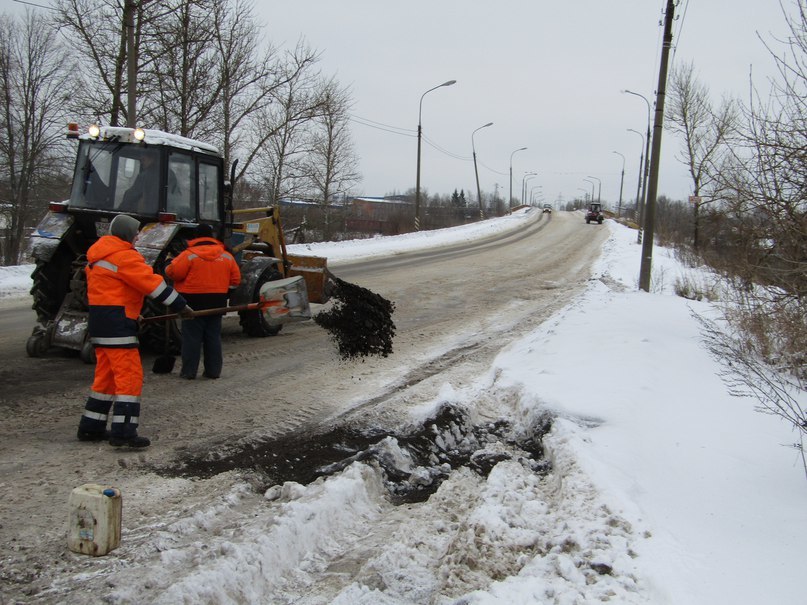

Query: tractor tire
[240,268,284,337]
[79,340,96,364]
[138,299,182,355]
[29,250,74,324]
[26,332,49,358]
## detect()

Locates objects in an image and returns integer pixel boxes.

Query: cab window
[199,161,220,221]
[166,152,195,221]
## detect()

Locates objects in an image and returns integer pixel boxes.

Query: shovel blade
[258,276,311,324]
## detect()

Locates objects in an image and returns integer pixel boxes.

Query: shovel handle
[139,300,278,325]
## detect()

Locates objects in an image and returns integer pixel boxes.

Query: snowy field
[2,214,804,603]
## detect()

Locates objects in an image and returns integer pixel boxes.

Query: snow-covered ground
[2,214,804,603]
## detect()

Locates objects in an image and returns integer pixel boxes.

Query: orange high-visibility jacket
[86,234,187,347]
[166,237,241,296]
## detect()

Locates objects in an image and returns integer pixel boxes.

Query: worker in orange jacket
[77,214,194,448]
[166,224,241,380]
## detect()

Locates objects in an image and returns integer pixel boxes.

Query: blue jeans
[180,315,223,378]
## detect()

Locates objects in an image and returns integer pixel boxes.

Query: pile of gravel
[314,277,396,360]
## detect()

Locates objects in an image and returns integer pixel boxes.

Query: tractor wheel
[136,237,188,354]
[79,340,96,364]
[26,332,49,358]
[138,298,182,355]
[240,268,284,337]
[30,250,74,324]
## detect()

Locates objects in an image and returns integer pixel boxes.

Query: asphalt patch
[151,404,552,504]
[314,277,396,360]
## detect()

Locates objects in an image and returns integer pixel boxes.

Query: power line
[670,0,691,65]
[348,115,415,137]
[421,134,471,161]
[12,0,56,10]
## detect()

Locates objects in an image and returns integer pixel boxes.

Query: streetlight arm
[471,122,494,151]
[419,80,457,124]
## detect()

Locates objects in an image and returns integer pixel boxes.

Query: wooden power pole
[639,0,676,292]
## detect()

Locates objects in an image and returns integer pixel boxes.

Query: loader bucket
[287,254,330,304]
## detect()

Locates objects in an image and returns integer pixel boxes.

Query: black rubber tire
[240,268,284,337]
[26,333,49,358]
[138,299,182,355]
[30,250,74,324]
[79,340,96,364]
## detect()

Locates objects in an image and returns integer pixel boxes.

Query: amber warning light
[66,122,80,139]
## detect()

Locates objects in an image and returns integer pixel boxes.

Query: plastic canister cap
[102,488,119,497]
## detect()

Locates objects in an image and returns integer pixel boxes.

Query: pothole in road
[150,404,553,504]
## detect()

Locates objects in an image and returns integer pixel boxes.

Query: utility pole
[639,0,675,292]
[125,0,137,127]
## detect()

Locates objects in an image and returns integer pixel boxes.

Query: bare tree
[211,0,279,174]
[252,40,325,206]
[140,0,223,138]
[304,78,361,239]
[666,60,739,250]
[0,11,77,265]
[687,1,807,479]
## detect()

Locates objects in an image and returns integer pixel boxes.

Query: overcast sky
[2,0,792,206]
[256,0,789,206]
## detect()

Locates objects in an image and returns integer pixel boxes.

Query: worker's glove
[179,305,195,319]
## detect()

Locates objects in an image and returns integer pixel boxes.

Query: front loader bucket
[286,254,331,304]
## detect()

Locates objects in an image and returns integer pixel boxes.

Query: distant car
[542,204,552,213]
[585,203,604,224]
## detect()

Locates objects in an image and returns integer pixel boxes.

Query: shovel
[143,276,312,373]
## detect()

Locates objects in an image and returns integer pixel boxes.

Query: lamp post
[522,172,536,205]
[627,128,645,222]
[415,79,456,231]
[509,147,527,210]
[586,175,601,204]
[530,185,542,205]
[612,151,625,217]
[583,178,596,205]
[577,187,589,206]
[472,122,493,220]
[622,89,652,241]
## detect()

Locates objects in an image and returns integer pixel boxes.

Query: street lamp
[612,151,625,217]
[627,128,645,222]
[586,175,601,204]
[622,89,652,239]
[509,147,527,210]
[583,178,596,205]
[415,79,456,231]
[530,185,542,206]
[577,187,589,206]
[521,172,536,205]
[472,122,493,220]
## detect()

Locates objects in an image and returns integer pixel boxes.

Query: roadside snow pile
[0,264,32,299]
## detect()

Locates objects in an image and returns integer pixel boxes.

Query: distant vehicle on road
[542,204,552,213]
[585,203,604,224]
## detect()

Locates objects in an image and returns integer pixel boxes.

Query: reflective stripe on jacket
[86,234,187,347]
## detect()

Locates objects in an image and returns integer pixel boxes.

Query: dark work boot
[109,435,151,448]
[109,398,148,447]
[78,393,113,442]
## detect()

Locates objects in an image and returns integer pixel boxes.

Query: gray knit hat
[110,214,140,243]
